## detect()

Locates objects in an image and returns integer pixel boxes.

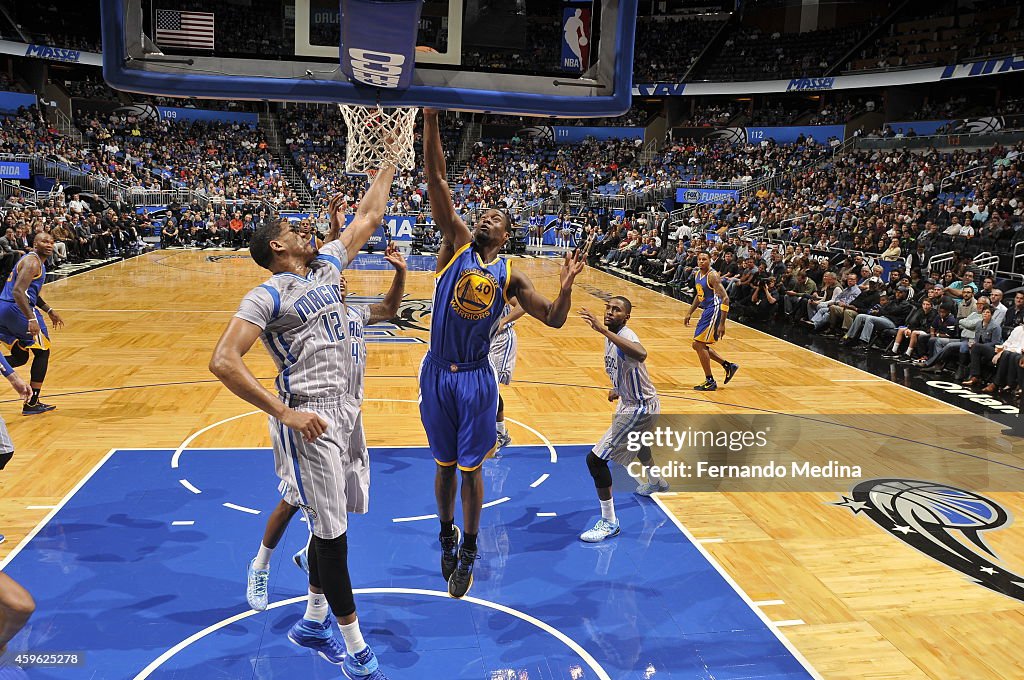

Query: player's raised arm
[423,109,472,266]
[209,318,327,442]
[368,243,408,325]
[509,250,586,328]
[336,165,397,263]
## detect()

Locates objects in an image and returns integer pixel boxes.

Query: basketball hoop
[338,104,417,174]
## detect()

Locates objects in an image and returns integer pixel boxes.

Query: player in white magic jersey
[243,244,408,599]
[489,299,526,455]
[578,296,665,543]
[210,167,396,679]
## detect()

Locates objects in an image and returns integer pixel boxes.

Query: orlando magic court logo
[835,479,1024,601]
[452,270,497,321]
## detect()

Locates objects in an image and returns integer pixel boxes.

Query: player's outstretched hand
[560,249,586,290]
[282,409,329,442]
[579,307,603,333]
[383,242,407,271]
[47,309,64,329]
[608,390,619,402]
[6,373,31,401]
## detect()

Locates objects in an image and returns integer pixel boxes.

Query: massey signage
[786,77,835,92]
[632,53,1024,96]
[0,40,102,66]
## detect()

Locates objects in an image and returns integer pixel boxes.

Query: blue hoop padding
[100,0,636,117]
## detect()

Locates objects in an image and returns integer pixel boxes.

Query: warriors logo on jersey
[452,269,499,321]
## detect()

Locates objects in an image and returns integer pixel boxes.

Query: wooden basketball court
[0,249,1020,679]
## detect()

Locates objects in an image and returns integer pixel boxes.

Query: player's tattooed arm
[210,319,327,442]
[509,250,585,328]
[368,243,407,324]
[12,258,39,336]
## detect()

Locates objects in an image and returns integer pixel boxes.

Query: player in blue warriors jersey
[423,109,586,598]
[0,232,64,415]
[684,252,739,391]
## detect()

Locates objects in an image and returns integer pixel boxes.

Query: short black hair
[609,295,632,314]
[250,218,287,270]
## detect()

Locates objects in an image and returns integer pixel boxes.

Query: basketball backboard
[100,0,636,117]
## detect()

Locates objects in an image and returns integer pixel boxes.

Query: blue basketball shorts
[0,302,49,352]
[693,300,722,345]
[419,351,499,472]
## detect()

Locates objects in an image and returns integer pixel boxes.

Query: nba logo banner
[561,4,592,73]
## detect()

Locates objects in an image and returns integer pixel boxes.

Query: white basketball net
[338,104,417,174]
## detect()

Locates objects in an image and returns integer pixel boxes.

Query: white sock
[891,343,899,353]
[253,543,273,570]
[647,468,663,484]
[496,420,507,435]
[339,618,367,655]
[304,589,328,623]
[600,498,617,524]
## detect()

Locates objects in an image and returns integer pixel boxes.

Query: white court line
[753,600,786,607]
[651,495,823,680]
[506,417,558,463]
[536,512,558,517]
[25,505,57,510]
[223,503,260,515]
[178,479,201,495]
[1,449,117,570]
[696,538,724,544]
[482,497,511,509]
[171,411,261,469]
[530,473,550,488]
[392,513,438,523]
[171,521,195,526]
[773,619,806,628]
[132,589,612,680]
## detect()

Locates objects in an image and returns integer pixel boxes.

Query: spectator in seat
[162,217,180,248]
[979,323,1024,396]
[841,285,913,349]
[884,297,937,360]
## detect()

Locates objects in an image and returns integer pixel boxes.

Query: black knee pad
[313,533,355,617]
[30,349,49,384]
[0,451,11,470]
[586,451,612,489]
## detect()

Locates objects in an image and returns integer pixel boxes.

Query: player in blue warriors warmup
[0,232,64,415]
[684,252,739,391]
[211,166,396,679]
[422,109,586,598]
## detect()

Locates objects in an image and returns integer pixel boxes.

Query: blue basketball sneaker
[342,645,389,679]
[580,518,620,543]
[287,614,346,665]
[293,547,309,575]
[245,558,269,611]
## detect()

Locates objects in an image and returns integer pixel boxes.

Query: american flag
[155,9,215,50]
